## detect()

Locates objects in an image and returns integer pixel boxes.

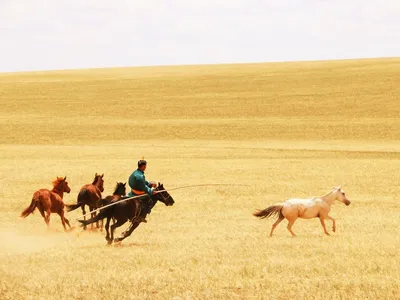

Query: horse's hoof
[113,239,122,246]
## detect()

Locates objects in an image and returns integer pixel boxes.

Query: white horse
[253,186,351,236]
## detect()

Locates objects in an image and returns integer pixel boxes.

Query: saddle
[130,197,152,223]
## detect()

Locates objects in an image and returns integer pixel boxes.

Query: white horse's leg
[325,215,336,232]
[270,216,284,237]
[286,218,297,237]
[319,216,330,235]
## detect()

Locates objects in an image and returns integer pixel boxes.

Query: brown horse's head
[54,176,71,194]
[93,173,105,192]
[153,183,174,206]
[113,182,127,196]
[334,186,350,206]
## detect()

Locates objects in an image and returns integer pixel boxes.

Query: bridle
[153,188,171,205]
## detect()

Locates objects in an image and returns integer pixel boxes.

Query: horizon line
[1,56,399,75]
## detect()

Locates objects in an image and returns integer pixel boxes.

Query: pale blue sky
[0,0,399,72]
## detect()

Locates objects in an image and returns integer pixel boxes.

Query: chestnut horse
[253,186,351,236]
[65,173,104,230]
[21,176,72,231]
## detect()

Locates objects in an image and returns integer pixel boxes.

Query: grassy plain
[0,58,399,299]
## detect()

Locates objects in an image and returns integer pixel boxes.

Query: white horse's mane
[321,185,343,198]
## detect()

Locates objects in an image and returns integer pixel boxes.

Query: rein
[74,183,248,220]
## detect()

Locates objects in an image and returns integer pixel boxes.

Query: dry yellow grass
[0,58,399,299]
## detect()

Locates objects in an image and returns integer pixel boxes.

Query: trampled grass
[0,58,399,299]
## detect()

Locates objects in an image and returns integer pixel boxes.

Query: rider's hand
[152,190,157,195]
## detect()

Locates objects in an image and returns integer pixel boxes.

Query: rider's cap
[138,156,147,167]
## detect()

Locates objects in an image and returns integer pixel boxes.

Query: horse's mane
[322,191,333,198]
[92,176,100,185]
[113,182,121,193]
[321,187,340,198]
[52,177,64,187]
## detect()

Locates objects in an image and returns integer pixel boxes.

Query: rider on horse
[127,158,157,222]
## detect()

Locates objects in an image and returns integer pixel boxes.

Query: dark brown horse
[21,176,72,231]
[66,173,104,230]
[79,183,174,244]
[97,182,127,208]
[97,181,127,232]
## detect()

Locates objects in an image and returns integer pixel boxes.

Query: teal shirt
[128,169,153,196]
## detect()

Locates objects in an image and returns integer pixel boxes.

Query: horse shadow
[77,241,151,249]
[111,241,151,248]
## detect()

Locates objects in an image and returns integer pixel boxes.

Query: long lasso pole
[166,183,250,191]
[74,183,248,220]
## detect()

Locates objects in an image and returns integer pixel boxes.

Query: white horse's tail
[253,205,284,219]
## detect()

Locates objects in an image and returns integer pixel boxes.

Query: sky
[0,0,399,72]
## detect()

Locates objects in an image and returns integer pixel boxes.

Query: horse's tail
[78,207,109,226]
[21,192,39,218]
[253,205,284,219]
[65,189,87,212]
[65,202,82,212]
